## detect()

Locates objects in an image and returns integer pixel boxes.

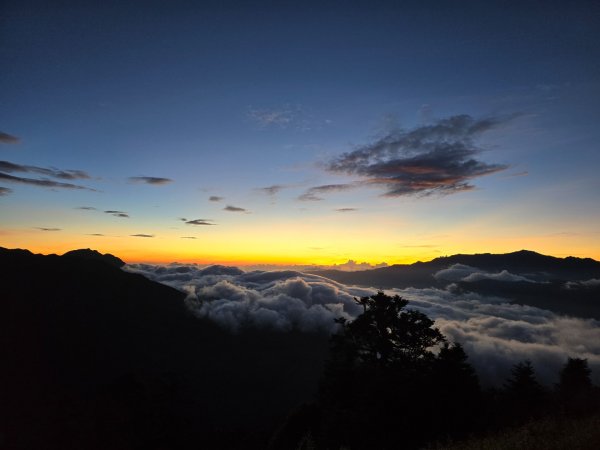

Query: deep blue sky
[1,0,599,263]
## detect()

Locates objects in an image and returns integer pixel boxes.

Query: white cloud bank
[125,263,600,385]
[434,263,537,283]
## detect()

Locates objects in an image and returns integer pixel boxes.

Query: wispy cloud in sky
[0,161,90,180]
[248,106,297,128]
[0,187,12,196]
[298,184,356,201]
[186,219,215,226]
[223,205,249,213]
[0,160,95,192]
[130,234,154,238]
[75,206,97,210]
[327,115,510,197]
[0,172,95,191]
[181,236,197,239]
[257,184,288,196]
[36,227,61,231]
[104,210,129,218]
[128,176,173,185]
[0,132,20,144]
[504,171,529,178]
[209,196,224,202]
[335,207,358,212]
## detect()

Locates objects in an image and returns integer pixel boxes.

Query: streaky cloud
[257,184,288,196]
[248,106,297,128]
[327,114,510,197]
[335,207,357,212]
[0,186,12,196]
[566,278,600,289]
[36,227,61,231]
[0,172,95,191]
[223,205,248,212]
[0,160,90,180]
[298,183,355,201]
[130,233,154,238]
[75,206,97,210]
[0,132,20,144]
[129,176,173,185]
[209,196,224,202]
[323,260,389,271]
[104,210,129,218]
[186,219,215,226]
[181,236,197,239]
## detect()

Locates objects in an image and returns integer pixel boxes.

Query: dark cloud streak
[257,185,287,196]
[0,172,95,191]
[0,132,20,144]
[186,219,215,226]
[0,161,90,180]
[223,205,248,212]
[129,176,173,185]
[104,210,129,218]
[298,184,355,201]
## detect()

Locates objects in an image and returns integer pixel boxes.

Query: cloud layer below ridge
[126,263,600,385]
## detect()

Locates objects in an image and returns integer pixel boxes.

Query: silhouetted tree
[502,360,547,423]
[430,343,482,438]
[318,292,448,450]
[332,291,445,369]
[556,358,595,415]
[558,358,592,393]
[504,360,544,398]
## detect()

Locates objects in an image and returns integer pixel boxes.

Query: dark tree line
[269,292,600,450]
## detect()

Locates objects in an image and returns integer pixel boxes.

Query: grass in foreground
[432,414,600,450]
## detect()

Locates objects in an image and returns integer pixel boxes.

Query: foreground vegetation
[433,413,600,450]
[269,292,600,450]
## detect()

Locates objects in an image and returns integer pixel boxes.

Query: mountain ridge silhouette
[0,246,330,449]
[309,249,600,319]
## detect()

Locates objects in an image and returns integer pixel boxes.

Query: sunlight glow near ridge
[5,223,599,266]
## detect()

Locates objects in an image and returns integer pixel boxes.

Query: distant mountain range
[309,250,600,319]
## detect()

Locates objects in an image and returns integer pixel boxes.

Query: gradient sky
[1,0,599,265]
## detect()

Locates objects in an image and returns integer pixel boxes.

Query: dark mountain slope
[0,248,330,450]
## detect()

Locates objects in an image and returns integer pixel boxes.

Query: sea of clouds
[125,263,600,385]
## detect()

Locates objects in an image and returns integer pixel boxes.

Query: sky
[1,0,599,265]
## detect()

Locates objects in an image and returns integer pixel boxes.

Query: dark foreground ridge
[310,249,600,319]
[0,247,330,450]
[2,247,599,449]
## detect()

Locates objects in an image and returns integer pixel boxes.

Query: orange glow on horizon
[2,220,599,268]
